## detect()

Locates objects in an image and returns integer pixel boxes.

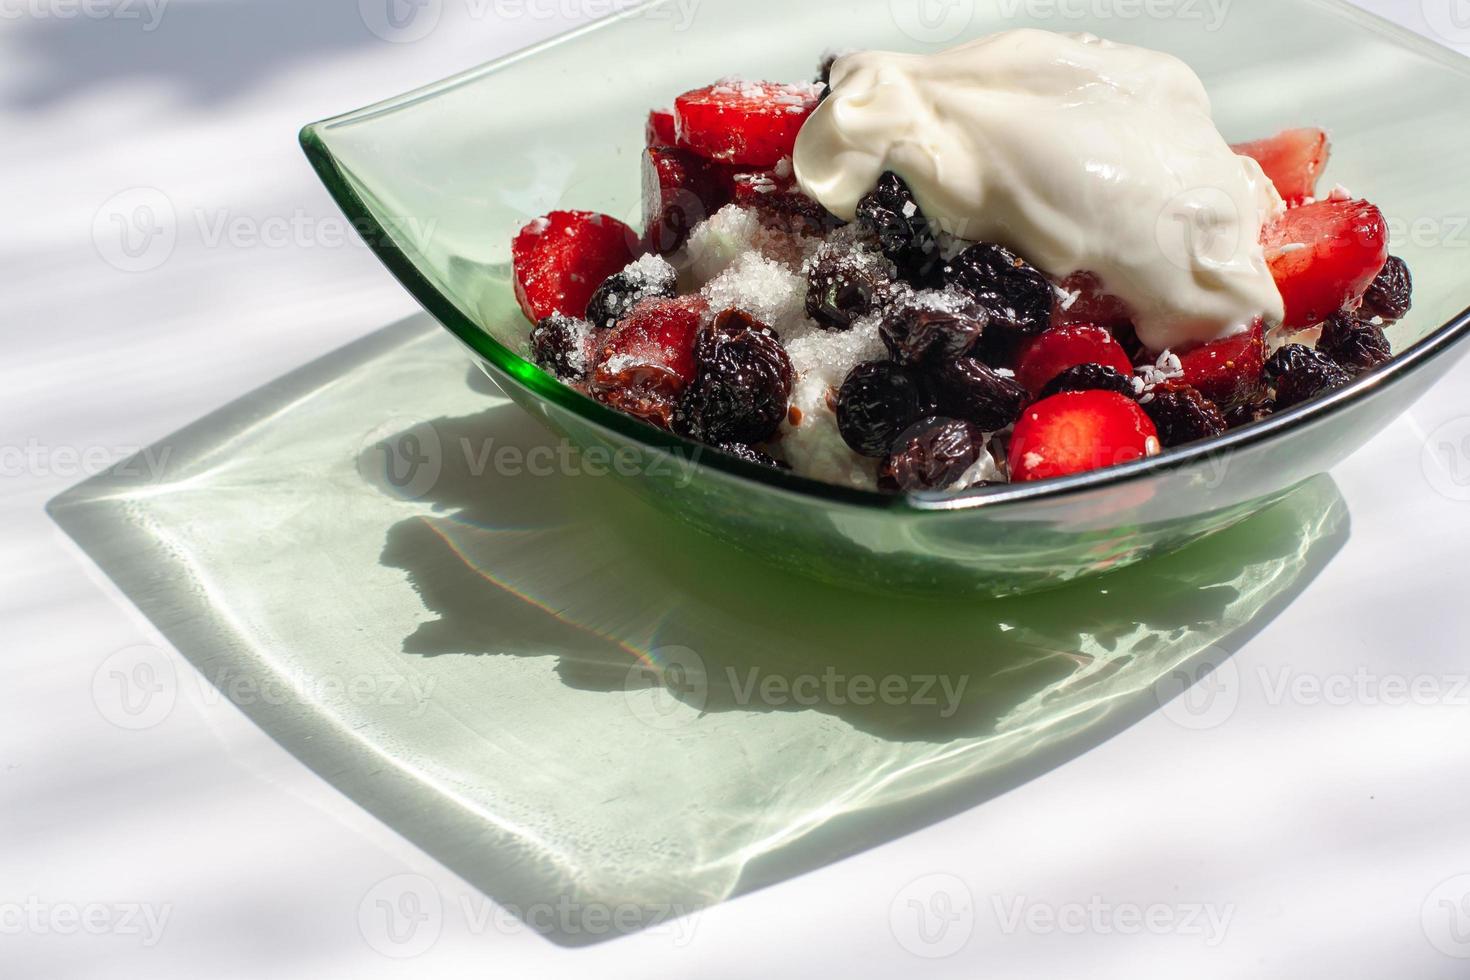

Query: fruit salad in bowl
[510,30,1411,495]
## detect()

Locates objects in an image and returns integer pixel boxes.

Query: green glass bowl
[302,0,1470,596]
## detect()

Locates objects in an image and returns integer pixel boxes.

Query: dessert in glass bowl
[510,29,1412,494]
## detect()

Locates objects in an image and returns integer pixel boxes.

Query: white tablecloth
[6,1,1470,976]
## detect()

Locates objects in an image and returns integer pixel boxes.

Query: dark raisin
[674,309,794,445]
[879,297,988,366]
[1141,382,1227,447]
[855,172,943,287]
[585,258,678,330]
[716,443,789,470]
[836,361,931,458]
[530,314,596,382]
[943,242,1055,336]
[927,357,1027,431]
[1108,322,1148,365]
[1319,310,1393,375]
[1224,391,1275,429]
[880,418,988,493]
[816,51,841,100]
[968,324,1026,371]
[1265,344,1352,410]
[805,246,895,331]
[1361,255,1413,322]
[1039,363,1138,401]
[746,190,844,237]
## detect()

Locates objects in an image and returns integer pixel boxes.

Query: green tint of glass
[49,316,1349,945]
[302,0,1470,595]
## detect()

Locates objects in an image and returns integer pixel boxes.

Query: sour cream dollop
[792,30,1285,351]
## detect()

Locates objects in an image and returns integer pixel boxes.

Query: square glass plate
[299,0,1470,595]
[49,315,1348,945]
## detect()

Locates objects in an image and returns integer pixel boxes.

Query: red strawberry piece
[731,169,837,236]
[1009,390,1162,483]
[590,296,708,428]
[1175,319,1266,407]
[512,210,638,325]
[732,168,795,203]
[1233,128,1331,205]
[1265,198,1389,329]
[674,80,822,167]
[642,146,736,254]
[1015,324,1134,396]
[646,108,677,148]
[1051,271,1133,329]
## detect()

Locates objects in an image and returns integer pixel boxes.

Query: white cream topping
[793,30,1286,351]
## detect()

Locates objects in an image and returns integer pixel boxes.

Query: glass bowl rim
[300,0,1470,515]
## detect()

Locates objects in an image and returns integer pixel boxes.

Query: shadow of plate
[47,317,1349,949]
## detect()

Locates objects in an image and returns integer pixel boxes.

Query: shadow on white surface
[3,0,385,109]
[48,316,1351,948]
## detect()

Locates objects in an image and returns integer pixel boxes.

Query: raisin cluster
[943,242,1055,337]
[676,309,794,447]
[586,261,678,330]
[855,172,944,286]
[805,245,895,331]
[530,314,596,383]
[880,419,991,493]
[1266,345,1353,410]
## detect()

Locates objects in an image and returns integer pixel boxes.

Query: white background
[6,1,1470,977]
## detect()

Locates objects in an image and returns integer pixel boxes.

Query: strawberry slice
[1052,271,1133,329]
[1265,198,1389,329]
[646,108,677,148]
[731,169,837,236]
[1009,390,1162,483]
[731,168,796,203]
[642,146,736,254]
[1015,324,1134,396]
[674,80,822,168]
[1175,319,1266,407]
[1233,128,1331,205]
[590,296,708,428]
[512,211,638,324]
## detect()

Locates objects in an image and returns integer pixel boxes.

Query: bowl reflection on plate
[302,0,1470,594]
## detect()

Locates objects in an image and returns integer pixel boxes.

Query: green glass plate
[47,315,1349,945]
[302,0,1470,595]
